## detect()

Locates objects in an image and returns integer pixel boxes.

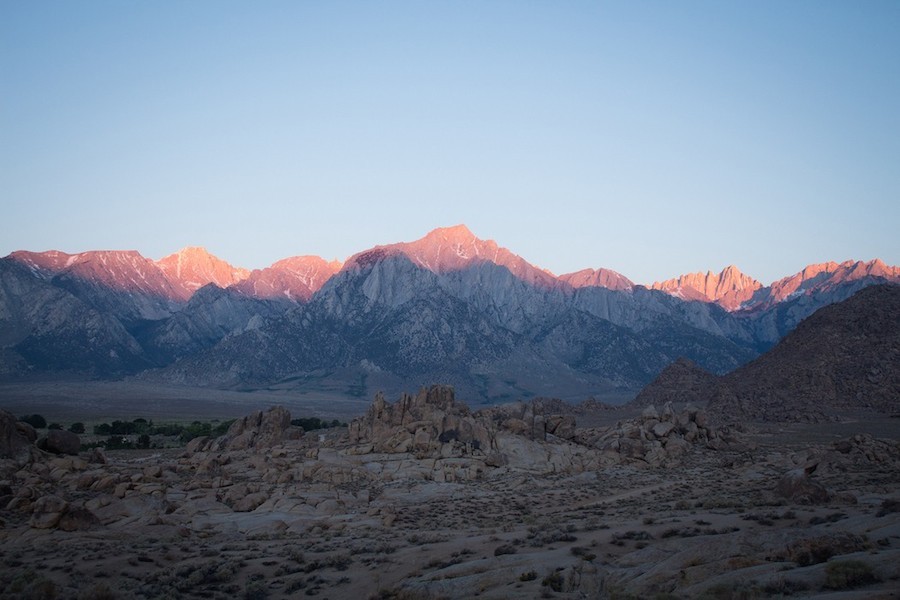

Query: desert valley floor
[1,385,899,599]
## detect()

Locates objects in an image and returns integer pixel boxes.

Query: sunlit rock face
[157,246,250,299]
[651,265,763,311]
[651,259,900,312]
[231,256,342,302]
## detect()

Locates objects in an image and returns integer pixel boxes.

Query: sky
[2,1,898,286]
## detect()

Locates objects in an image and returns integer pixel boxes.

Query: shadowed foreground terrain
[1,387,898,599]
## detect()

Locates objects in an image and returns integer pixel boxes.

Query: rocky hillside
[710,284,900,421]
[629,357,720,409]
[635,284,900,421]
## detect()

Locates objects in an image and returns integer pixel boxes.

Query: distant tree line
[20,414,87,434]
[92,418,234,442]
[19,414,346,450]
[291,417,346,430]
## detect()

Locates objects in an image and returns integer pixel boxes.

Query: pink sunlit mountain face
[649,259,900,312]
[6,247,336,305]
[651,265,763,311]
[762,259,900,306]
[157,247,250,300]
[342,224,561,290]
[10,249,182,300]
[559,268,635,292]
[231,256,343,302]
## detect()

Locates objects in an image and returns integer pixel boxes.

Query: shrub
[494,544,517,556]
[762,578,809,595]
[785,533,868,566]
[180,421,212,443]
[48,422,63,430]
[244,580,268,600]
[78,583,116,600]
[69,422,86,434]
[212,420,235,437]
[877,498,900,517]
[824,560,878,590]
[290,417,346,430]
[571,546,596,561]
[370,589,436,600]
[20,414,47,429]
[150,423,185,436]
[109,420,137,435]
[542,571,564,592]
[105,435,134,450]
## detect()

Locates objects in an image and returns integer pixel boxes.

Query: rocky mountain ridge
[2,227,897,404]
[651,259,899,311]
[9,226,896,310]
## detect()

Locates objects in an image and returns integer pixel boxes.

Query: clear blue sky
[2,1,898,285]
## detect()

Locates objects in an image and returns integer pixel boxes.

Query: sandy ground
[0,380,370,423]
[1,399,899,599]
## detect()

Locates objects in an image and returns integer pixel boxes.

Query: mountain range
[1,225,897,404]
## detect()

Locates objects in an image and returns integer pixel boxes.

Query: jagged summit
[649,259,900,312]
[651,265,763,311]
[764,259,899,305]
[157,247,250,298]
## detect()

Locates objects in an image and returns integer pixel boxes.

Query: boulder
[776,464,831,504]
[652,421,675,438]
[233,492,268,512]
[37,429,81,455]
[546,415,577,439]
[16,421,37,443]
[88,447,107,464]
[29,494,68,529]
[641,405,660,421]
[58,506,101,531]
[0,410,34,464]
[660,401,676,422]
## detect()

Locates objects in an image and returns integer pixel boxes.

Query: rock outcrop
[200,406,302,452]
[349,385,496,455]
[576,402,744,467]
